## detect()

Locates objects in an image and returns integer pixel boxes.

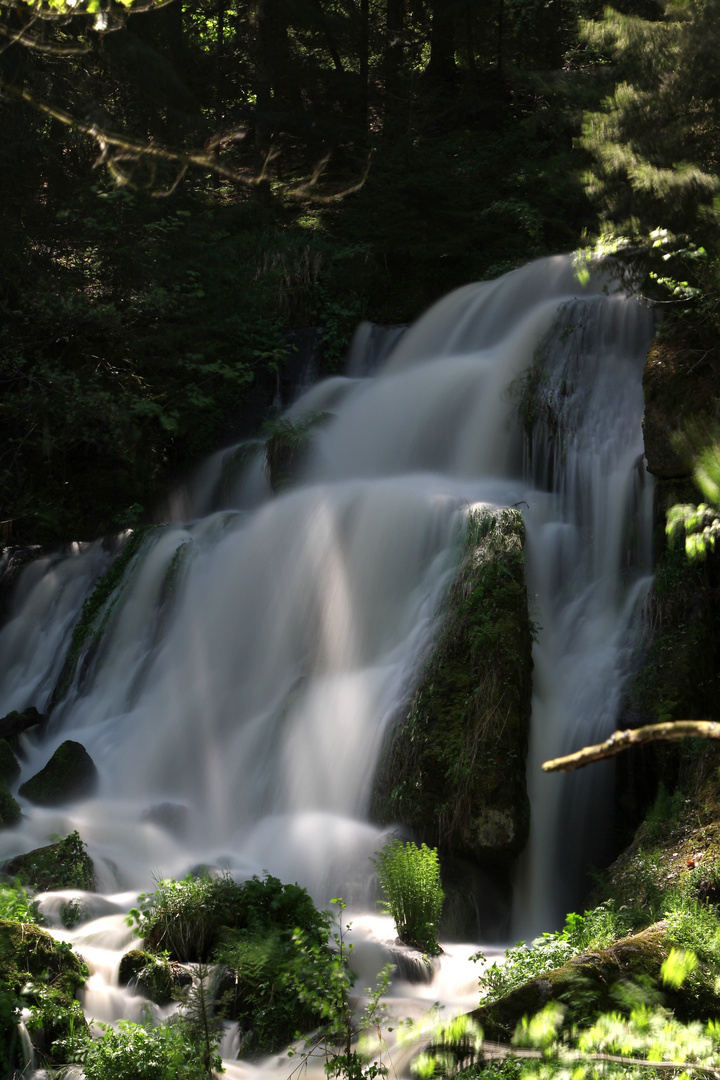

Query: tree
[580,0,720,298]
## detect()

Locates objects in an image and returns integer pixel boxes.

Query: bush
[83,1019,218,1080]
[374,840,444,955]
[130,872,328,962]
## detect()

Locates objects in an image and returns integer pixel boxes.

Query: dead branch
[542,720,720,773]
[0,75,370,199]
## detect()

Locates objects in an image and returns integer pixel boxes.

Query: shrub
[374,840,444,955]
[83,1019,218,1080]
[130,872,328,962]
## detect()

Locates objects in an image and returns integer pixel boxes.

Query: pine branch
[542,720,720,773]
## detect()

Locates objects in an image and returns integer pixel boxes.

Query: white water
[0,255,656,1067]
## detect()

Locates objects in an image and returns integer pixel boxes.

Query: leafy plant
[83,1017,219,1080]
[477,901,645,1004]
[374,840,444,955]
[0,880,39,923]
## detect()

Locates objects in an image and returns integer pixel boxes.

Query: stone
[372,507,533,870]
[0,740,20,785]
[18,740,98,806]
[0,781,21,828]
[2,830,96,891]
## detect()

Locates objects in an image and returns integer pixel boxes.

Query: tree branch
[542,720,720,773]
[0,75,370,199]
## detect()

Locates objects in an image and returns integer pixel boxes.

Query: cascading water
[0,255,656,1064]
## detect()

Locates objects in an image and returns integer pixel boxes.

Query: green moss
[0,783,20,828]
[372,506,533,865]
[0,742,20,786]
[262,412,332,492]
[473,923,720,1041]
[18,741,98,807]
[2,831,96,892]
[632,540,720,733]
[118,949,190,1005]
[0,918,88,1069]
[51,527,153,704]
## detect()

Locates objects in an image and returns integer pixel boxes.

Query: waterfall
[0,255,655,952]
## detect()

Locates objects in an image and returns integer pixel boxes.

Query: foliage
[83,1017,220,1080]
[666,438,720,561]
[374,840,444,955]
[0,879,39,923]
[397,1012,484,1079]
[3,831,96,892]
[477,901,646,1004]
[129,872,328,963]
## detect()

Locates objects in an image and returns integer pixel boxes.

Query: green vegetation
[374,839,444,955]
[2,830,96,892]
[52,527,152,702]
[372,507,532,868]
[83,1019,220,1080]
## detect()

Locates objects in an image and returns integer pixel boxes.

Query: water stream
[0,255,656,1071]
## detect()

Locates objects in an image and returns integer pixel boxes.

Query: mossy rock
[0,782,21,828]
[473,923,720,1040]
[372,506,533,868]
[18,740,98,806]
[0,706,44,741]
[118,948,191,1005]
[2,831,96,892]
[0,918,88,1063]
[0,741,20,785]
[263,412,331,492]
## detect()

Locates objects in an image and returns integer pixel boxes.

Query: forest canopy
[1,0,718,541]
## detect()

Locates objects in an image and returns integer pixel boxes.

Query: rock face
[371,506,533,870]
[18,740,98,806]
[0,783,21,827]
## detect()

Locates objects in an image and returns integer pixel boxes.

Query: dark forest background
[1,0,717,541]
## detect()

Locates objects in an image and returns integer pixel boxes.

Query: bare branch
[0,76,370,199]
[542,720,720,773]
[0,24,89,52]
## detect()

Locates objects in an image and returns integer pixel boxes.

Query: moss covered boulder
[118,948,192,1005]
[2,831,96,892]
[0,918,87,1069]
[473,923,720,1040]
[0,741,20,786]
[0,783,21,828]
[372,506,533,867]
[19,740,98,806]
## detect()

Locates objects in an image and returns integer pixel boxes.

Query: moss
[631,540,720,739]
[473,923,720,1041]
[262,412,332,492]
[372,506,533,866]
[51,527,153,704]
[0,783,21,828]
[118,948,191,1005]
[18,740,98,807]
[0,742,20,786]
[0,918,88,1066]
[2,831,96,892]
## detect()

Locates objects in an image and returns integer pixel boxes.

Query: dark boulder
[19,740,98,806]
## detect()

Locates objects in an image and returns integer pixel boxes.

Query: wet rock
[119,948,192,1005]
[372,507,533,870]
[0,705,44,741]
[0,781,21,827]
[2,830,96,891]
[387,942,439,983]
[0,740,20,785]
[18,740,98,806]
[141,801,189,838]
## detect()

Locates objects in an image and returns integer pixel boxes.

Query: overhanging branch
[542,720,720,773]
